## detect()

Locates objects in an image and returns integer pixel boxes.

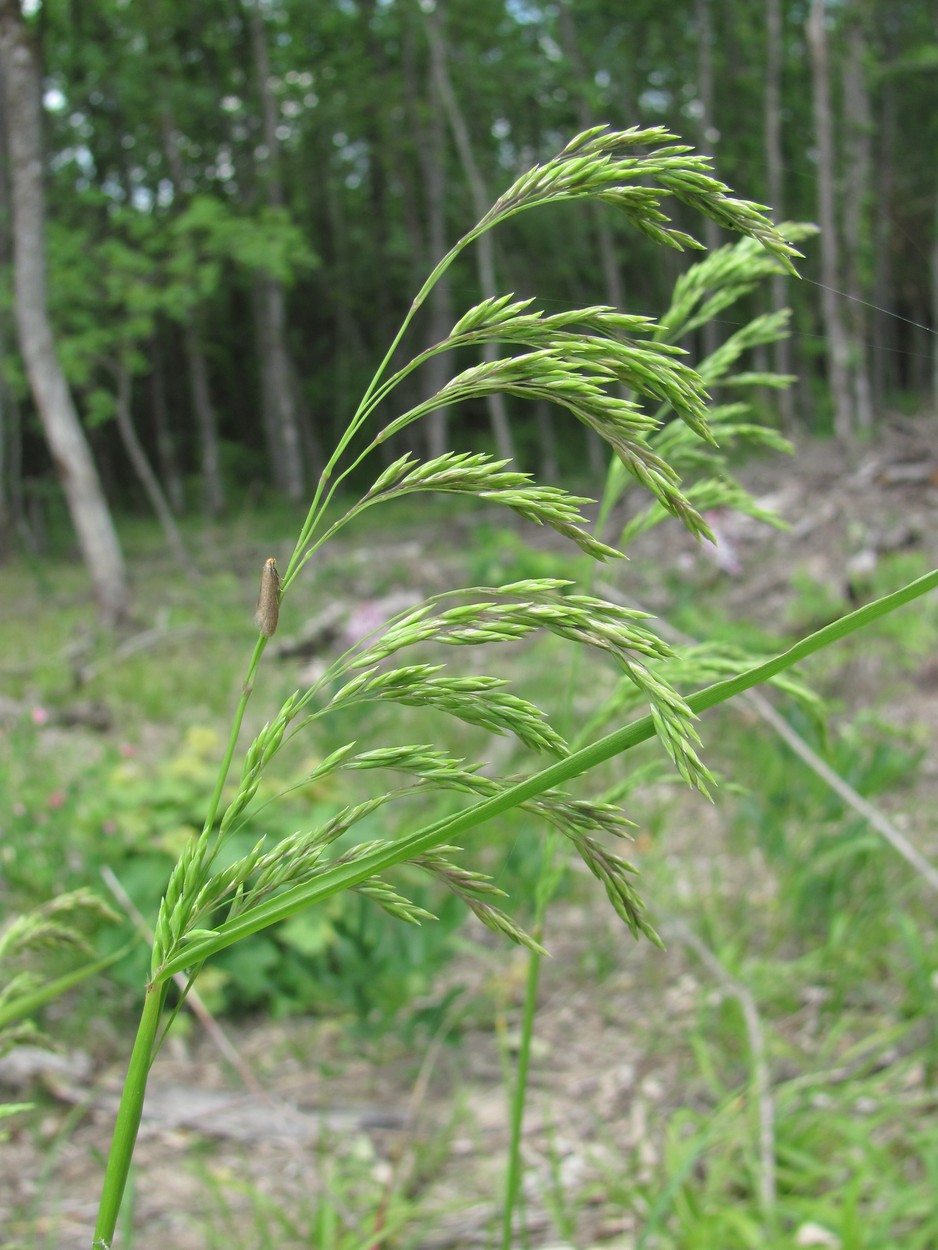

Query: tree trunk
[160,107,225,516]
[251,273,305,498]
[556,1,626,472]
[0,325,10,561]
[841,9,874,429]
[424,4,515,464]
[182,317,225,517]
[0,49,11,560]
[0,1,128,623]
[112,362,195,576]
[765,0,795,427]
[807,0,854,438]
[247,1,305,500]
[322,162,365,440]
[694,0,721,363]
[557,3,625,310]
[405,2,450,461]
[932,187,938,414]
[871,78,898,404]
[422,91,453,462]
[149,330,185,514]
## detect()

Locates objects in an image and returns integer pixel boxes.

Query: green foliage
[465,523,583,587]
[42,190,317,435]
[1,715,486,1026]
[194,1139,417,1250]
[0,889,120,1050]
[724,712,922,939]
[166,197,318,305]
[614,1011,938,1250]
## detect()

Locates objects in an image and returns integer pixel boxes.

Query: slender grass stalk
[92,983,167,1248]
[201,635,268,847]
[502,917,546,1250]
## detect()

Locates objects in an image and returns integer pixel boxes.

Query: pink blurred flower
[31,706,50,726]
[47,789,67,809]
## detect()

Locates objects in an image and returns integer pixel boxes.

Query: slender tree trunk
[359,0,396,362]
[2,374,27,553]
[149,330,185,514]
[556,1,626,471]
[694,0,721,363]
[251,273,305,497]
[405,2,450,461]
[424,4,514,464]
[112,362,194,576]
[160,107,225,516]
[290,356,323,481]
[557,3,624,310]
[872,79,898,404]
[421,91,453,462]
[807,0,854,437]
[247,1,304,499]
[0,50,11,559]
[932,187,938,414]
[0,324,10,561]
[322,164,365,439]
[765,0,795,427]
[841,9,874,429]
[182,317,224,517]
[0,1,128,623]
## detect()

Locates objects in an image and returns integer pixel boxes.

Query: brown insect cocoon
[255,557,281,637]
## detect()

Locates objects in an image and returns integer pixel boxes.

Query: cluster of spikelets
[150,124,803,986]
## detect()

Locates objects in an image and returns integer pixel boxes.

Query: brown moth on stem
[255,557,281,637]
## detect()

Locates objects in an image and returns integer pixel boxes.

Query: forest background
[0,0,936,614]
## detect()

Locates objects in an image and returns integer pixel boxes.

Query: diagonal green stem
[153,566,938,983]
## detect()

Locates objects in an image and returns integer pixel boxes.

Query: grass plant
[2,124,931,1248]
